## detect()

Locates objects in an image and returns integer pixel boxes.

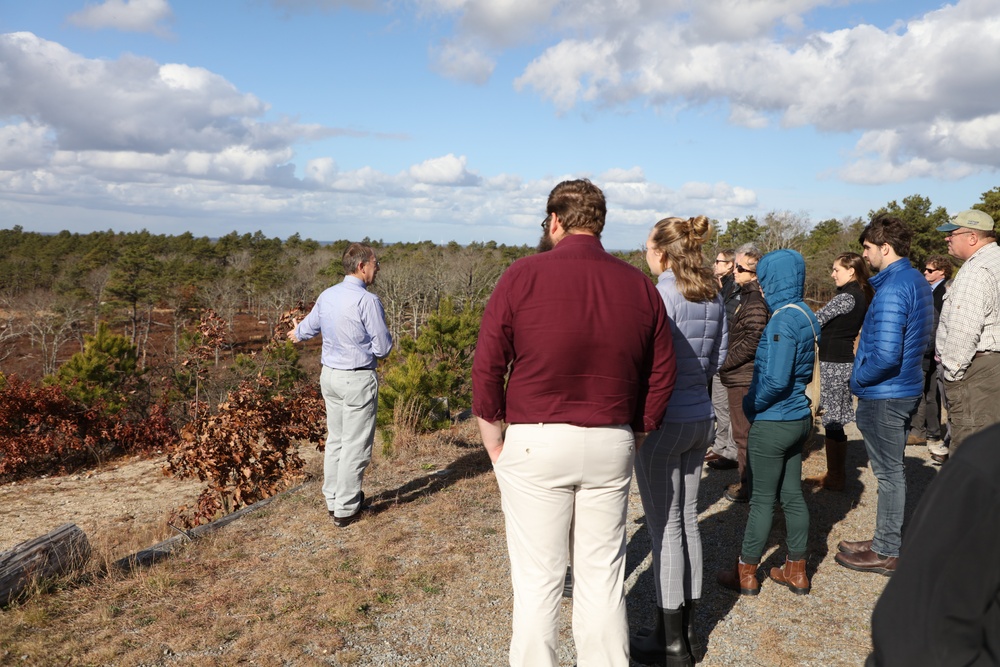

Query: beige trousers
[493,423,635,667]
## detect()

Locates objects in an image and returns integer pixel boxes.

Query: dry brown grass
[0,420,500,666]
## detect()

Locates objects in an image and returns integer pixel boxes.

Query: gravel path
[338,421,940,666]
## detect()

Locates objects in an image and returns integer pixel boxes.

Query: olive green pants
[740,417,813,564]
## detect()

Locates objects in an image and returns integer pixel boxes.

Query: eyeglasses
[735,264,756,274]
[923,267,938,273]
[946,230,975,240]
[541,214,552,231]
[714,259,732,265]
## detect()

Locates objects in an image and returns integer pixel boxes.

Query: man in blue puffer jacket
[836,213,933,576]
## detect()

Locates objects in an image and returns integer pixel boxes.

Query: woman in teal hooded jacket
[717,249,820,597]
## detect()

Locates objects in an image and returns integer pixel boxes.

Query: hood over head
[757,249,806,311]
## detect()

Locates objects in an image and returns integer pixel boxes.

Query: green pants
[740,417,813,564]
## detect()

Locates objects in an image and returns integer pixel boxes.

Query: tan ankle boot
[717,560,759,595]
[805,438,846,491]
[769,557,810,594]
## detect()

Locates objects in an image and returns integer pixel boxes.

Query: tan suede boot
[804,438,846,491]
[769,558,811,595]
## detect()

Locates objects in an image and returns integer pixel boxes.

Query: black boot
[629,606,665,665]
[662,607,694,667]
[682,599,703,663]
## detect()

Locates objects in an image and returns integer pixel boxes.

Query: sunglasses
[735,264,756,274]
[923,267,938,273]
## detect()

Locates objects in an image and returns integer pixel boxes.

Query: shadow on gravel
[368,445,493,514]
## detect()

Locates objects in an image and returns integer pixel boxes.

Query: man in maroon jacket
[472,179,677,667]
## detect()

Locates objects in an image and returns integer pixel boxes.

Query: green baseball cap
[937,209,995,233]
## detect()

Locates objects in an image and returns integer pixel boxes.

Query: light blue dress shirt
[295,275,393,369]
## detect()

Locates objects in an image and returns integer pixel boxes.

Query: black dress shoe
[333,507,364,528]
[707,457,738,470]
[330,492,368,527]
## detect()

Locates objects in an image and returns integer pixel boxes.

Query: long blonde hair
[649,216,719,302]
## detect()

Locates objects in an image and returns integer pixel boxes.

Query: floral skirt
[819,361,855,429]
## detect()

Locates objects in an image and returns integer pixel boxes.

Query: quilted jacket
[744,249,820,422]
[850,257,933,399]
[655,270,729,424]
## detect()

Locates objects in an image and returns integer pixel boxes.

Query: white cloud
[429,39,495,85]
[508,0,1000,179]
[67,0,175,36]
[0,29,761,246]
[409,154,482,186]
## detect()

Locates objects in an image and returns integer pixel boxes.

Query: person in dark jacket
[805,252,872,491]
[717,249,819,596]
[836,214,933,577]
[718,243,768,503]
[909,254,951,453]
[866,422,1000,667]
[705,249,740,470]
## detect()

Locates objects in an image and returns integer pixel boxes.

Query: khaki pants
[319,367,378,517]
[944,353,1000,451]
[493,423,634,667]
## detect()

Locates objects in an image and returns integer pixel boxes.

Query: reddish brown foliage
[166,377,325,527]
[0,375,178,481]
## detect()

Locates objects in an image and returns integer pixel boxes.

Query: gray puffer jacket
[655,270,729,424]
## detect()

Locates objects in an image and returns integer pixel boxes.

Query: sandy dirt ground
[0,447,324,560]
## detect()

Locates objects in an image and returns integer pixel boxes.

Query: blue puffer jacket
[744,249,820,422]
[850,257,932,399]
[655,271,729,423]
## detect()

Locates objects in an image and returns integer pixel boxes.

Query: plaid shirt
[936,242,1000,382]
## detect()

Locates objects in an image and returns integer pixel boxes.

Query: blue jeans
[855,396,920,558]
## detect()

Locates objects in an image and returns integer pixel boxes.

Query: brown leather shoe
[769,558,810,595]
[906,434,926,446]
[717,561,759,595]
[835,548,897,575]
[837,538,873,554]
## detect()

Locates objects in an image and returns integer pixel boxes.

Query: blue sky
[1,0,998,249]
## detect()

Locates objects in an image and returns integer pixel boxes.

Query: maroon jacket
[472,234,676,433]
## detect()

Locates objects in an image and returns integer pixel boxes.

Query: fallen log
[112,482,303,572]
[0,523,91,606]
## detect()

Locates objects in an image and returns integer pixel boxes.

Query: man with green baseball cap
[934,208,1000,457]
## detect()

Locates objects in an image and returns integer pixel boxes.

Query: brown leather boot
[769,557,810,595]
[716,560,759,595]
[804,438,846,491]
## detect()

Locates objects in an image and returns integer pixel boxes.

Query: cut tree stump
[0,523,91,606]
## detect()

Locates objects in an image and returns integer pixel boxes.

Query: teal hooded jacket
[743,249,820,422]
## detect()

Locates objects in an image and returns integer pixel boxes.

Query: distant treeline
[1,187,996,379]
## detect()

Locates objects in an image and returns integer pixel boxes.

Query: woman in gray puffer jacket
[632,215,728,667]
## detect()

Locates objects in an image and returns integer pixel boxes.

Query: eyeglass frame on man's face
[714,258,732,265]
[541,214,552,231]
[735,264,755,274]
[923,266,940,273]
[946,230,976,240]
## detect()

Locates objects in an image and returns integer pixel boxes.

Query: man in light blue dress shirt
[289,242,393,527]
